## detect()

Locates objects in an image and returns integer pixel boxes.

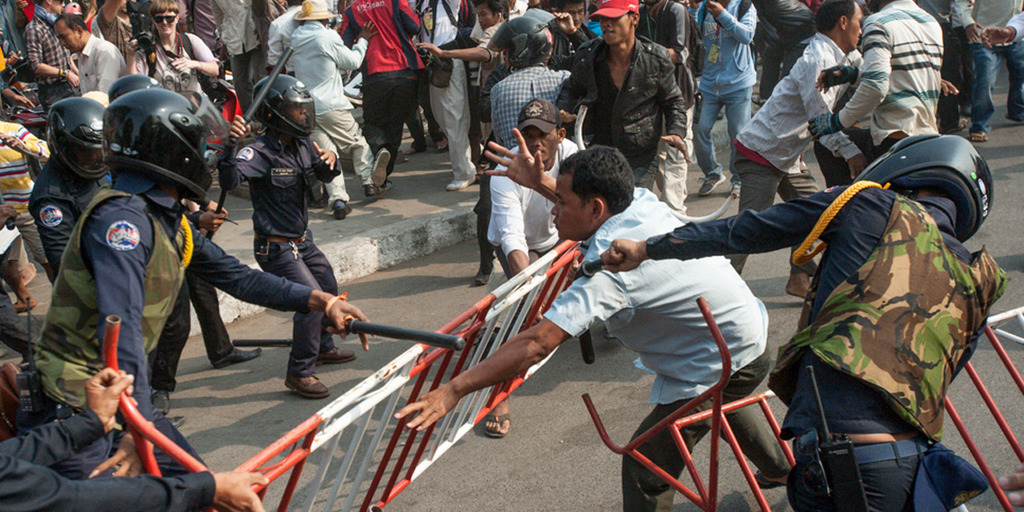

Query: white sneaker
[446,178,473,191]
[370,148,390,187]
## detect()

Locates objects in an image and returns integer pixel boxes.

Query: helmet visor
[282,100,316,134]
[66,142,106,177]
[182,91,230,140]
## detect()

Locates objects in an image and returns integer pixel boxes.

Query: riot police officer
[219,75,357,400]
[19,88,370,479]
[28,97,108,276]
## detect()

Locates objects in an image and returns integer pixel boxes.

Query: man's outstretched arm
[395,320,570,431]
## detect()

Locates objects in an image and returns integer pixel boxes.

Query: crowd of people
[0,0,1022,508]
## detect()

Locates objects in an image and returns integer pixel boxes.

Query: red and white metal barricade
[584,303,1024,511]
[102,240,581,511]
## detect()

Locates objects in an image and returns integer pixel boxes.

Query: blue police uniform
[18,172,315,479]
[1,409,216,511]
[645,186,982,512]
[27,158,108,271]
[218,132,343,378]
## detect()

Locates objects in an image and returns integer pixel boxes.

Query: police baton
[237,318,467,351]
[574,259,605,364]
[209,47,296,240]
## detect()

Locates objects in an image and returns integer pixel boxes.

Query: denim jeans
[693,86,752,186]
[969,41,1024,135]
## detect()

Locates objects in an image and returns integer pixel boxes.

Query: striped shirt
[0,122,49,213]
[838,0,942,145]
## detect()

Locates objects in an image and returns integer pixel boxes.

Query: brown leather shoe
[284,374,330,399]
[785,272,811,298]
[315,347,356,366]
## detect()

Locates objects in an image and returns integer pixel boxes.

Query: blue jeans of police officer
[254,230,338,377]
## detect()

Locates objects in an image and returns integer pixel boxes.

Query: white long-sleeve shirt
[488,140,577,258]
[954,0,1022,29]
[209,0,258,56]
[267,5,302,68]
[1005,10,1024,41]
[736,33,862,174]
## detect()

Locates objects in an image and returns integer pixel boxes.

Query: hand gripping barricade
[101,240,580,511]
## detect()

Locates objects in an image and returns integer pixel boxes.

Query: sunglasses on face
[152,14,176,23]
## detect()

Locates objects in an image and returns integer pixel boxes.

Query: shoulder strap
[737,0,752,20]
[180,33,194,59]
[792,182,885,265]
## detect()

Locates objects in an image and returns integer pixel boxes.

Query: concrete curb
[193,205,477,334]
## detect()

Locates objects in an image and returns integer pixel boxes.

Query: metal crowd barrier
[584,304,1024,512]
[103,240,581,511]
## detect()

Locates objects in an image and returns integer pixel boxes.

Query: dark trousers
[814,129,899,188]
[728,153,820,275]
[407,72,445,147]
[474,172,494,275]
[938,22,968,133]
[621,350,791,512]
[17,393,201,479]
[254,233,337,378]
[150,273,234,392]
[760,41,807,100]
[364,73,420,177]
[787,437,922,512]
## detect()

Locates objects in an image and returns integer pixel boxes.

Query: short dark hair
[815,0,857,33]
[550,0,586,11]
[56,13,88,31]
[473,0,507,17]
[558,146,634,215]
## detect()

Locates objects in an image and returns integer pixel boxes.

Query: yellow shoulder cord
[179,215,194,269]
[792,181,887,266]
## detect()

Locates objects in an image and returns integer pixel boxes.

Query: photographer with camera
[24,0,80,108]
[148,0,219,93]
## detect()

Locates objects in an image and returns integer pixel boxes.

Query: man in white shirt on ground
[483,98,575,438]
[730,0,864,297]
[53,13,124,94]
[489,98,576,279]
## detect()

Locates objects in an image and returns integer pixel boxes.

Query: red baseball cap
[591,0,639,18]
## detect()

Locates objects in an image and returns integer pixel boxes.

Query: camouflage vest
[769,195,1007,441]
[35,188,189,410]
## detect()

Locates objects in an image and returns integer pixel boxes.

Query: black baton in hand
[574,260,605,364]
[318,316,466,351]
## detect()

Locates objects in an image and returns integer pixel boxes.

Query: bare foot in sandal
[484,399,510,438]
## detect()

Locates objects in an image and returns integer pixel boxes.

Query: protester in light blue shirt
[396,144,790,512]
[692,0,756,195]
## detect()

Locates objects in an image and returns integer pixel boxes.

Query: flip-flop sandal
[969,132,988,143]
[484,413,511,438]
[754,472,786,489]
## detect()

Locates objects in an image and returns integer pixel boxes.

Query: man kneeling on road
[396,143,790,511]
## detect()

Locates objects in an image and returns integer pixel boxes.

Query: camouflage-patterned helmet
[855,134,992,242]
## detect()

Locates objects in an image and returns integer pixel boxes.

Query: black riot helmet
[104,89,230,202]
[107,74,162,101]
[47,97,106,179]
[253,75,316,139]
[489,10,555,70]
[855,134,993,242]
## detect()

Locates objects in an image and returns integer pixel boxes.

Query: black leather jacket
[556,36,688,168]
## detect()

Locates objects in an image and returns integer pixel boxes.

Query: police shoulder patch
[39,205,63,227]
[105,220,141,251]
[237,147,256,162]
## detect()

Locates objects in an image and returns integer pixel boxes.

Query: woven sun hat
[295,0,335,21]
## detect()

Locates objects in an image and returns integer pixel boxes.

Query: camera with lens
[127,0,157,61]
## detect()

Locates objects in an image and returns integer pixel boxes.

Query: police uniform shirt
[83,172,314,421]
[28,158,109,271]
[0,409,216,510]
[218,132,329,239]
